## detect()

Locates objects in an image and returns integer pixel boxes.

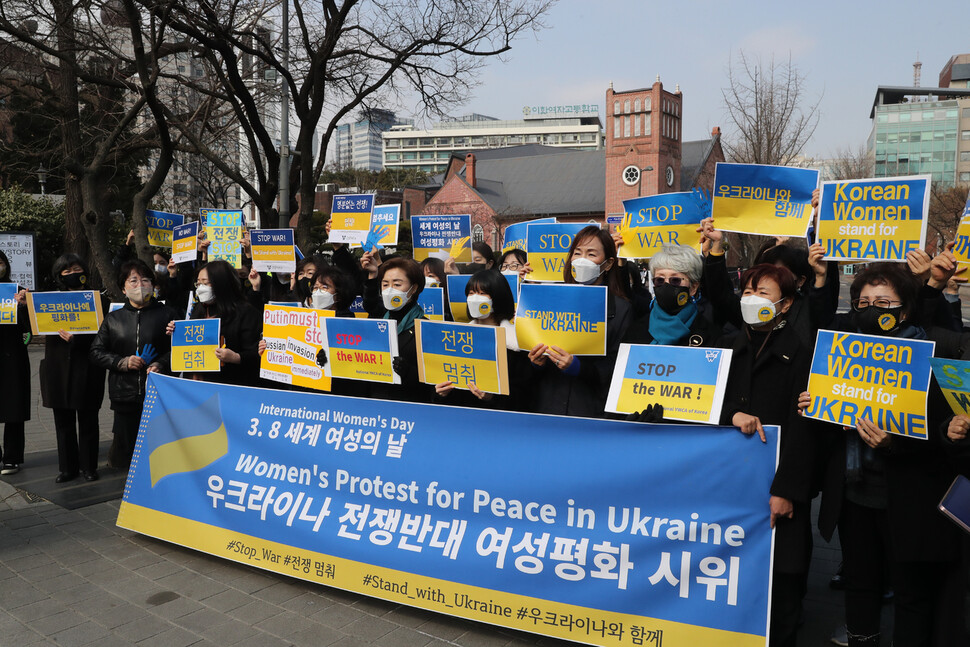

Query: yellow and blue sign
[0,284,18,325]
[929,357,970,416]
[712,163,818,238]
[27,290,103,335]
[526,223,596,283]
[352,204,400,250]
[416,320,509,395]
[171,319,221,373]
[817,175,930,262]
[146,210,184,248]
[446,274,472,322]
[411,214,472,262]
[514,283,607,356]
[806,329,935,439]
[618,192,706,259]
[172,221,199,264]
[259,304,333,391]
[329,194,375,245]
[250,229,296,274]
[321,317,399,384]
[349,296,369,319]
[606,345,733,424]
[953,214,970,268]
[418,287,445,321]
[119,373,777,647]
[502,217,556,253]
[201,209,243,268]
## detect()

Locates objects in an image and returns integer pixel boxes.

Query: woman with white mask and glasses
[527,226,632,418]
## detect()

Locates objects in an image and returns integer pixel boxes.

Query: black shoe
[83,470,99,482]
[1,463,19,475]
[55,472,79,483]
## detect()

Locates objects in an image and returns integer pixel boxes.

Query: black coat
[40,294,108,411]
[190,301,262,387]
[0,301,30,423]
[90,299,177,410]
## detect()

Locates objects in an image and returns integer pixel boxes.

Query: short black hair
[465,269,515,322]
[52,254,88,284]
[117,259,155,292]
[378,257,424,302]
[499,249,527,268]
[850,262,920,316]
[756,242,811,284]
[312,265,356,311]
[420,257,446,283]
[472,241,495,267]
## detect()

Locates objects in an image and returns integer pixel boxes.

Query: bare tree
[827,142,872,181]
[927,183,969,251]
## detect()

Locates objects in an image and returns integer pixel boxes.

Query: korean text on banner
[806,329,935,439]
[352,204,400,249]
[929,358,970,416]
[606,345,733,424]
[619,192,705,259]
[514,283,607,356]
[411,214,472,262]
[526,223,598,283]
[250,229,296,274]
[0,232,37,290]
[711,163,818,238]
[321,317,399,384]
[172,319,221,373]
[259,304,333,391]
[817,175,930,262]
[0,283,18,325]
[119,373,777,647]
[418,287,446,321]
[329,194,375,245]
[949,189,970,267]
[202,209,243,268]
[146,210,184,248]
[171,222,199,264]
[446,274,472,322]
[502,217,556,253]
[416,320,509,395]
[349,296,369,319]
[27,291,103,335]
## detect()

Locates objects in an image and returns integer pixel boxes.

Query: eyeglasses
[851,298,901,311]
[500,262,522,271]
[125,277,153,287]
[652,276,686,288]
[194,279,210,288]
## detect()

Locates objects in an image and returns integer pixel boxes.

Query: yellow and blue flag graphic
[321,317,398,383]
[146,209,184,248]
[619,191,707,259]
[250,229,296,273]
[148,393,229,487]
[416,319,509,394]
[526,223,595,283]
[712,163,818,238]
[0,284,18,325]
[172,319,221,373]
[201,209,243,268]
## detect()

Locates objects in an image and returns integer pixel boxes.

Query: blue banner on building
[120,374,776,646]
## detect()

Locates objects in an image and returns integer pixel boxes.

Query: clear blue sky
[403,0,968,159]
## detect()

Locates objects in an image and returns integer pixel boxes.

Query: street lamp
[36,165,48,196]
[637,165,654,197]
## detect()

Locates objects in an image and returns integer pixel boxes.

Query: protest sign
[411,214,472,262]
[618,192,706,259]
[446,274,472,323]
[329,194,375,245]
[349,295,369,319]
[418,287,446,321]
[526,223,597,283]
[120,373,777,646]
[171,221,199,264]
[146,210,184,248]
[817,175,930,262]
[171,319,221,373]
[0,284,18,325]
[606,345,733,424]
[712,163,818,238]
[321,317,399,384]
[352,204,400,250]
[201,209,243,268]
[949,189,970,268]
[0,231,37,290]
[259,304,333,391]
[250,229,297,274]
[806,329,935,439]
[514,284,607,356]
[416,320,509,395]
[502,217,556,253]
[929,357,970,416]
[27,291,103,335]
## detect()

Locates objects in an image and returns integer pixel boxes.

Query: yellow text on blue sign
[619,192,704,259]
[711,162,818,238]
[416,320,509,395]
[514,283,607,356]
[172,319,221,373]
[146,210,184,248]
[526,223,597,283]
[27,290,103,335]
[929,357,970,417]
[0,284,18,325]
[951,214,970,268]
[806,330,935,439]
[202,209,243,268]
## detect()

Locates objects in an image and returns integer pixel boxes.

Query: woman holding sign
[527,226,632,418]
[0,250,30,475]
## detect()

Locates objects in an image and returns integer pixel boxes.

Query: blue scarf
[648,300,697,346]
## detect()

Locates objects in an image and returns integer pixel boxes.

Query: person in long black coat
[41,254,107,483]
[0,249,30,474]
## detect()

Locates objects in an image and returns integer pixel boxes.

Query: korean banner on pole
[0,231,38,290]
[120,373,777,646]
[711,163,818,238]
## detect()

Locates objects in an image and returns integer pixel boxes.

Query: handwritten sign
[329,194,375,245]
[171,221,199,264]
[502,217,556,253]
[416,319,509,395]
[0,284,18,325]
[171,319,221,372]
[411,214,472,262]
[817,176,930,262]
[146,210,184,248]
[526,223,596,283]
[619,192,705,259]
[320,317,399,384]
[514,283,607,356]
[806,329,935,439]
[712,163,818,238]
[27,291,103,335]
[606,344,732,424]
[201,209,243,268]
[259,304,333,390]
[929,357,970,417]
[250,229,296,273]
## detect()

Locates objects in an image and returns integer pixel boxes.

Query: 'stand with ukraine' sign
[250,229,296,274]
[929,357,970,417]
[805,330,935,439]
[259,304,333,391]
[119,373,777,646]
[711,163,818,238]
[514,284,607,356]
[817,175,930,262]
[416,319,509,395]
[618,193,705,259]
[606,345,732,424]
[526,223,596,282]
[27,290,103,335]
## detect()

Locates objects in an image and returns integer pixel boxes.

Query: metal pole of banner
[637,165,653,197]
[278,0,290,229]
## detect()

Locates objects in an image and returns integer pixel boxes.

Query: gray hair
[649,244,703,284]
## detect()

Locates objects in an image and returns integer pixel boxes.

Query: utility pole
[278,0,290,228]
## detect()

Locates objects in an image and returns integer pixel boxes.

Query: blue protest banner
[172,221,199,264]
[526,223,596,282]
[712,163,818,238]
[201,209,243,267]
[411,214,472,262]
[502,217,556,254]
[0,283,18,325]
[514,283,607,356]
[146,210,184,248]
[119,373,776,646]
[250,229,296,273]
[27,290,103,335]
[321,317,399,384]
[618,192,707,259]
[418,287,446,321]
[446,274,473,322]
[171,319,221,373]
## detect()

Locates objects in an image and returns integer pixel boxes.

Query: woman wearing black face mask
[622,244,720,348]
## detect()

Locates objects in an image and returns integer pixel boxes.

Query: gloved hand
[315,348,328,368]
[626,403,665,424]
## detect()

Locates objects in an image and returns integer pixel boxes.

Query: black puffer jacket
[90,299,177,410]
